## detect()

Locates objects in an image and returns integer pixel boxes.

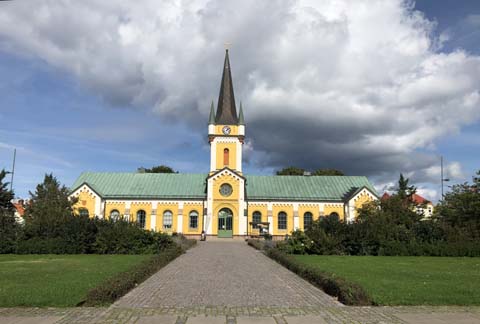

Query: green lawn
[0,254,151,307]
[294,255,480,306]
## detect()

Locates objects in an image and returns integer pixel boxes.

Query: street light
[440,156,450,199]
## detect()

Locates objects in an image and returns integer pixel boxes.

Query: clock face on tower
[222,126,231,135]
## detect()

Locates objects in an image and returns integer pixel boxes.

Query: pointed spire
[209,101,216,124]
[215,49,238,125]
[238,101,245,125]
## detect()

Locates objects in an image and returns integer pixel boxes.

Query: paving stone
[135,315,178,324]
[0,316,62,324]
[236,316,276,324]
[115,242,339,308]
[186,315,226,324]
[283,315,328,324]
[395,312,480,324]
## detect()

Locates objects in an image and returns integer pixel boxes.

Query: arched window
[304,212,313,229]
[79,208,89,217]
[189,211,198,229]
[223,148,229,166]
[137,210,146,229]
[252,211,261,229]
[163,210,173,229]
[110,209,120,221]
[329,212,340,221]
[278,212,287,230]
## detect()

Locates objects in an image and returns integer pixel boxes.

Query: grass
[294,255,480,305]
[0,254,152,307]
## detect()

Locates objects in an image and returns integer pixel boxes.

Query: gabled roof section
[215,49,238,125]
[346,185,380,201]
[207,167,245,181]
[245,175,378,201]
[71,172,207,199]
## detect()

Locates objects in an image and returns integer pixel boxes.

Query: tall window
[252,211,261,229]
[278,212,287,230]
[223,148,229,166]
[329,212,340,221]
[110,209,120,221]
[189,211,198,229]
[79,208,89,217]
[137,210,146,229]
[303,212,313,229]
[163,210,173,229]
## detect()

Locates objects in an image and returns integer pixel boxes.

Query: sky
[0,0,479,202]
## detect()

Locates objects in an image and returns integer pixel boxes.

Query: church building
[71,50,378,238]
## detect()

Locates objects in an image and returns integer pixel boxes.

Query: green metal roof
[245,175,378,201]
[71,172,207,199]
[71,172,377,201]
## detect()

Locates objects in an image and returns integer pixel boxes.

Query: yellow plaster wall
[272,204,294,235]
[354,191,375,218]
[215,125,239,136]
[73,190,96,218]
[183,203,204,234]
[105,202,125,219]
[156,202,178,233]
[298,204,319,230]
[212,173,242,235]
[130,202,152,230]
[215,142,238,170]
[324,204,345,221]
[247,203,268,236]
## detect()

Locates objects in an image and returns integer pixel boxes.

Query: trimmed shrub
[83,245,183,306]
[266,248,373,306]
[247,239,265,250]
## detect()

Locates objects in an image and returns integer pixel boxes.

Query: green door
[218,208,233,238]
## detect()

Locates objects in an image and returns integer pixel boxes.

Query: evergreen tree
[397,173,416,202]
[0,169,17,253]
[23,174,76,239]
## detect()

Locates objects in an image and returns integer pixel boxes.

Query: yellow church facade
[71,50,378,238]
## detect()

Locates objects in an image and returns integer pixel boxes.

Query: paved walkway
[1,241,480,323]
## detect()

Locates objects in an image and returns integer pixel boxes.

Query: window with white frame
[163,210,173,229]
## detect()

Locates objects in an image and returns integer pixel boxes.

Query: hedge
[82,245,184,306]
[265,248,374,306]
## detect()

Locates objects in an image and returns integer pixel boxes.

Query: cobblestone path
[114,241,339,308]
[1,241,480,323]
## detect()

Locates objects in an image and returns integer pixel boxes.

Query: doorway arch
[218,208,233,238]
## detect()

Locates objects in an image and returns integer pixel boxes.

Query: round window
[219,183,233,197]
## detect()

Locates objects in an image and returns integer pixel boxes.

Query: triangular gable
[207,167,245,182]
[70,182,103,199]
[346,186,379,204]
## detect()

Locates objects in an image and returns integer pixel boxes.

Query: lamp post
[440,156,450,199]
[4,148,16,193]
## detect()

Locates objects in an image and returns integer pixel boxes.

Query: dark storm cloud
[0,0,479,200]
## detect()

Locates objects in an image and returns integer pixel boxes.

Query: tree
[397,173,416,202]
[0,169,17,253]
[312,169,344,176]
[141,165,176,173]
[23,174,77,239]
[435,170,480,230]
[276,166,306,175]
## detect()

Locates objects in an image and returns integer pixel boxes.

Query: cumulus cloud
[0,0,479,199]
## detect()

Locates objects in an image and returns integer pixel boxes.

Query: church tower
[208,49,245,173]
[205,49,247,238]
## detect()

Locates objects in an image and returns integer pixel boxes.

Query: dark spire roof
[209,100,215,124]
[238,102,245,125]
[215,49,238,124]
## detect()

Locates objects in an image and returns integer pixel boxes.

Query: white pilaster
[238,179,246,235]
[210,139,217,171]
[94,196,102,218]
[236,138,242,172]
[177,201,184,233]
[267,202,273,234]
[206,179,213,234]
[293,203,299,230]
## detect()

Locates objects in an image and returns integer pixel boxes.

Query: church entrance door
[217,208,233,238]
